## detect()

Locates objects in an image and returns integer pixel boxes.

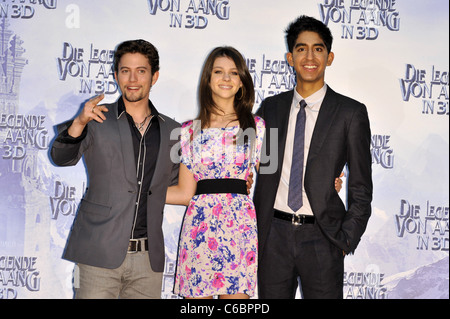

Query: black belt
[195,179,247,195]
[127,238,148,253]
[274,209,315,225]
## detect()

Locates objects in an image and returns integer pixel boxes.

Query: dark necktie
[288,99,307,212]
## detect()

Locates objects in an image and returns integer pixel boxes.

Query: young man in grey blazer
[254,16,373,299]
[51,39,180,298]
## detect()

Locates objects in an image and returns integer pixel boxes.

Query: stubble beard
[123,91,146,103]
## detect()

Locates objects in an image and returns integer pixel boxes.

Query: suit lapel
[275,90,294,172]
[307,87,339,165]
[116,107,137,185]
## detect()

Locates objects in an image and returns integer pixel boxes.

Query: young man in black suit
[254,15,373,299]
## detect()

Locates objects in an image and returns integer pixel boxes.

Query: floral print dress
[174,116,265,298]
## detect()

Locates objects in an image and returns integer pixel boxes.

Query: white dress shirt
[274,84,328,216]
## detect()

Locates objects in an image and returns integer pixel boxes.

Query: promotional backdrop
[0,0,448,299]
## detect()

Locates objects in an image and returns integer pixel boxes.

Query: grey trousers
[74,251,163,299]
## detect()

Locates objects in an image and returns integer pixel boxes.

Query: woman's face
[210,56,243,104]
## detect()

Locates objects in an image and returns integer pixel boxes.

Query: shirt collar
[293,83,328,109]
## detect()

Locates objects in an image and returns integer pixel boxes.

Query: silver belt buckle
[128,239,139,253]
[292,214,302,226]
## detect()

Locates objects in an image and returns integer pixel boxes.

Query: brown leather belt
[127,238,148,253]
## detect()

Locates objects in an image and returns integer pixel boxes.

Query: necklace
[134,115,151,131]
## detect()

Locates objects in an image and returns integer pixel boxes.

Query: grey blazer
[50,99,180,272]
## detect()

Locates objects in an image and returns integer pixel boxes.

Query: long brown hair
[197,46,255,131]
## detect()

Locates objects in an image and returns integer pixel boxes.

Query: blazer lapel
[276,90,294,172]
[307,87,339,165]
[116,107,137,185]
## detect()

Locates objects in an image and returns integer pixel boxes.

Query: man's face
[115,52,159,103]
[287,31,334,90]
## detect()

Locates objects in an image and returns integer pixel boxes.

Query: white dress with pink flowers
[174,116,265,298]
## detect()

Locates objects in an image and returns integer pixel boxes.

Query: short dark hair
[114,39,160,75]
[285,15,333,53]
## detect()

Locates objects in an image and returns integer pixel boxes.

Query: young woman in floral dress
[166,46,264,299]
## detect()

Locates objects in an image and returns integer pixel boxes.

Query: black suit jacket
[254,87,372,257]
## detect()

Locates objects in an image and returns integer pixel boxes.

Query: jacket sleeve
[50,120,88,166]
[168,121,181,187]
[342,103,373,254]
[255,100,266,119]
